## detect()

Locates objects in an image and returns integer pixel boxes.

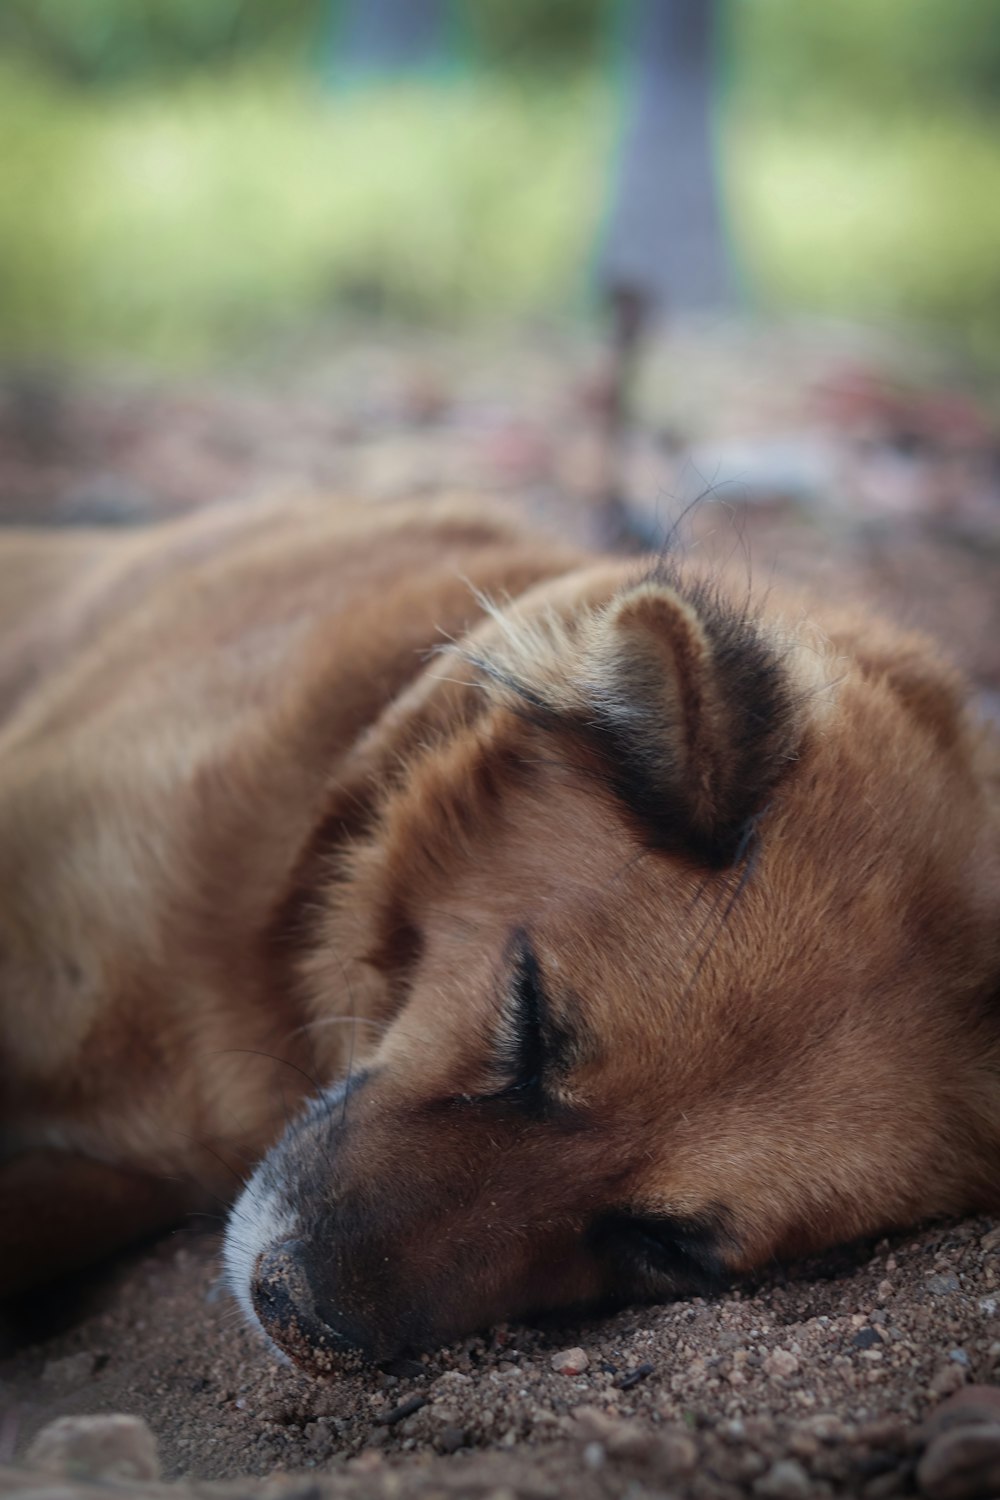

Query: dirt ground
[1,321,999,1500]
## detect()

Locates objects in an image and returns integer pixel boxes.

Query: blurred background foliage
[1,0,998,367]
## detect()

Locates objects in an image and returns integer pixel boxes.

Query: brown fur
[0,494,997,1365]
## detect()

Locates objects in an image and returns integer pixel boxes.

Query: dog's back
[0,497,592,1282]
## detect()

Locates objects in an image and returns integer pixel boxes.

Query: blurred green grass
[2,46,1000,366]
[0,64,612,364]
[729,114,1000,363]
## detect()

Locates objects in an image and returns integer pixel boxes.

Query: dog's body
[1,495,998,1366]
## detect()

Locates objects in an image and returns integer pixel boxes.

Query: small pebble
[763,1348,800,1379]
[550,1347,589,1376]
[603,1420,659,1463]
[917,1423,1000,1500]
[435,1425,467,1454]
[657,1430,698,1478]
[350,1449,384,1472]
[929,1363,968,1398]
[26,1414,160,1482]
[925,1273,961,1297]
[804,1413,847,1443]
[922,1384,1000,1442]
[753,1457,812,1499]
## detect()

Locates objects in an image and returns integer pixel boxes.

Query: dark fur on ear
[575,573,799,864]
[468,566,802,867]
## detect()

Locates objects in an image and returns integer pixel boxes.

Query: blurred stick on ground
[593,0,730,540]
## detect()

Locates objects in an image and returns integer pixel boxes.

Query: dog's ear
[293,650,489,851]
[574,579,798,864]
[463,572,803,866]
[269,648,493,982]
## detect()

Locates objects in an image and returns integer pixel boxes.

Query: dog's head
[224,564,1000,1369]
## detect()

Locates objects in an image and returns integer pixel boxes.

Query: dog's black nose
[251,1240,365,1367]
[251,1241,307,1331]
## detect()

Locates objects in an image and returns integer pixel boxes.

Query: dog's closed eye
[449,930,575,1115]
[492,931,552,1095]
[594,1208,732,1293]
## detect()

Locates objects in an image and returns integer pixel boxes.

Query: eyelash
[448,937,551,1110]
[500,941,547,1091]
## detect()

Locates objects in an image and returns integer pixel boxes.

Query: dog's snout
[251,1240,365,1366]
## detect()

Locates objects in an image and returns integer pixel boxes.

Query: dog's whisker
[209,1048,323,1097]
[286,1013,390,1041]
[165,1130,246,1198]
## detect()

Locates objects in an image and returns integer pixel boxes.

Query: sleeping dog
[1,494,997,1370]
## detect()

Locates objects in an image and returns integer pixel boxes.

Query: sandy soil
[3,1215,1000,1499]
[1,322,999,1499]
